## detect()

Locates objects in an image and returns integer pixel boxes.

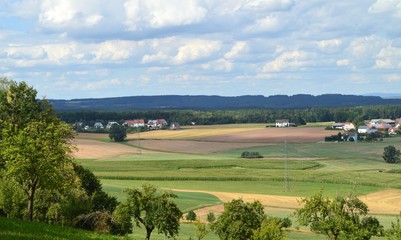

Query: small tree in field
[109,124,126,142]
[123,184,182,240]
[186,210,197,221]
[383,145,401,164]
[295,192,383,240]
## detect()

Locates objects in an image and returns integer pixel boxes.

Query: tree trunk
[145,227,153,240]
[27,181,37,221]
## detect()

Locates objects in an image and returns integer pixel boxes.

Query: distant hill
[49,94,401,110]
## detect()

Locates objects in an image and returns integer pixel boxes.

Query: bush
[186,210,196,221]
[241,151,263,158]
[383,145,401,164]
[207,212,216,223]
[75,211,112,233]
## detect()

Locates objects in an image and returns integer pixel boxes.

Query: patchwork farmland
[75,124,401,239]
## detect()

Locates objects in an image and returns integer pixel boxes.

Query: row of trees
[57,104,401,127]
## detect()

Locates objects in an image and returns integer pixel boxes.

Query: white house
[106,121,119,129]
[124,119,145,128]
[94,122,104,129]
[358,126,377,134]
[343,122,356,131]
[275,119,290,127]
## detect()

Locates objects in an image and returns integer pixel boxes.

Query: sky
[0,0,401,99]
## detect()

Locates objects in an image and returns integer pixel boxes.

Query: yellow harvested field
[73,139,153,159]
[360,189,401,214]
[128,125,328,143]
[173,189,401,216]
[128,139,269,154]
[127,127,255,140]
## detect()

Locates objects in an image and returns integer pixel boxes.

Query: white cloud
[39,0,77,25]
[142,52,169,64]
[172,39,222,65]
[262,51,309,72]
[336,59,349,66]
[375,47,401,69]
[124,0,207,30]
[83,78,121,90]
[224,41,247,59]
[317,39,343,53]
[245,15,283,33]
[202,59,232,72]
[386,74,401,82]
[91,40,137,62]
[241,0,294,11]
[369,0,401,18]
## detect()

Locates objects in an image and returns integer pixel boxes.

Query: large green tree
[123,184,182,240]
[211,199,265,240]
[0,79,75,221]
[109,123,126,142]
[383,145,401,164]
[295,192,383,240]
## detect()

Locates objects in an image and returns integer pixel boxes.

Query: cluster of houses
[332,118,401,136]
[83,119,181,131]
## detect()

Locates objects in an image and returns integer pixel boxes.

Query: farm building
[276,119,290,127]
[124,119,145,127]
[94,122,104,129]
[106,121,118,129]
[170,122,180,130]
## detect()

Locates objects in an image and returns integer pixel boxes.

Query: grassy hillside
[0,217,128,240]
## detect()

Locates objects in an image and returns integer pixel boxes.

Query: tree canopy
[295,192,383,240]
[383,145,401,164]
[109,123,127,142]
[122,184,182,240]
[0,79,75,221]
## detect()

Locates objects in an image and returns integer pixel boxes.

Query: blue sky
[0,0,400,99]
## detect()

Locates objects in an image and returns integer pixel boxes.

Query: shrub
[241,151,263,158]
[186,210,196,221]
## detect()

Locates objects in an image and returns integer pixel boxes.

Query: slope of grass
[0,217,128,240]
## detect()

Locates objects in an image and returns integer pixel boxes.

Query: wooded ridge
[49,94,401,110]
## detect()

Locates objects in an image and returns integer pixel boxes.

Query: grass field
[74,124,401,239]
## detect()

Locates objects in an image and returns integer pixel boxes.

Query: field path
[170,189,401,215]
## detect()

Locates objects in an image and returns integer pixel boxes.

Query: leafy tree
[252,217,286,240]
[211,199,265,240]
[194,218,210,240]
[111,202,133,236]
[0,79,75,222]
[295,192,383,240]
[206,212,216,223]
[109,123,126,142]
[383,145,401,164]
[386,212,401,240]
[123,184,182,240]
[186,210,197,221]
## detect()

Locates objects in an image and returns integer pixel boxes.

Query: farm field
[74,124,401,239]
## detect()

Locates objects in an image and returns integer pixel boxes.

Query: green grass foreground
[0,217,129,240]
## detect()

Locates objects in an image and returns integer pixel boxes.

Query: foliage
[73,163,117,212]
[383,145,401,164]
[206,212,216,223]
[186,210,197,221]
[386,213,401,240]
[194,218,210,240]
[0,178,25,219]
[111,202,133,236]
[0,80,75,221]
[325,132,343,142]
[211,199,265,240]
[108,123,126,142]
[252,217,287,240]
[241,151,263,158]
[123,184,182,240]
[295,192,383,240]
[75,211,112,233]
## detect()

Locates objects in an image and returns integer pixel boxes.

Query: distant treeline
[57,105,401,126]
